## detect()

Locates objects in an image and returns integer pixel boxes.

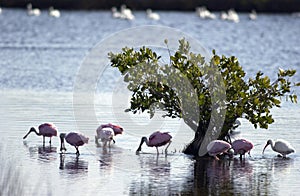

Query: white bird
[0,7,2,14]
[27,3,41,16]
[196,6,216,19]
[49,7,60,18]
[95,127,115,147]
[262,139,295,158]
[227,9,239,23]
[146,9,160,20]
[220,11,228,20]
[120,4,135,20]
[111,6,122,18]
[249,10,257,20]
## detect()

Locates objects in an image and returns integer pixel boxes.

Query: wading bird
[60,132,89,155]
[95,123,124,146]
[146,9,160,20]
[136,131,172,154]
[262,139,295,158]
[231,139,254,159]
[49,7,60,18]
[207,140,232,160]
[95,127,115,147]
[23,123,58,146]
[27,3,41,16]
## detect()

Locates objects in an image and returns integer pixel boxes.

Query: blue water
[0,8,300,195]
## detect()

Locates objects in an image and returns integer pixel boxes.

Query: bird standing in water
[60,132,89,155]
[136,131,172,155]
[231,139,254,159]
[23,123,58,146]
[207,140,232,160]
[262,139,295,158]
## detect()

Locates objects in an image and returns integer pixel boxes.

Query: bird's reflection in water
[129,154,171,195]
[59,154,88,174]
[97,146,113,169]
[23,141,57,162]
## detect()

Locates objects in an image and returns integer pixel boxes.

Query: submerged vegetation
[109,38,299,156]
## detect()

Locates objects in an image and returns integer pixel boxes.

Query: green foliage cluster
[109,38,299,143]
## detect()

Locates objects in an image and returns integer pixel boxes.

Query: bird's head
[227,148,234,158]
[136,137,147,153]
[262,139,272,154]
[60,133,66,140]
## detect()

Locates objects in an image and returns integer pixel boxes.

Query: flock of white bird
[0,3,61,18]
[111,5,257,22]
[111,5,160,21]
[196,6,257,22]
[27,3,61,18]
[1,4,299,22]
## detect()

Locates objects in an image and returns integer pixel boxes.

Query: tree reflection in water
[129,155,295,195]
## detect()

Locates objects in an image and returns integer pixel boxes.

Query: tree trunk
[183,122,208,156]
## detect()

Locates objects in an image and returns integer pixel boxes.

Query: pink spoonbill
[262,139,295,158]
[60,132,89,155]
[207,140,232,160]
[23,123,58,146]
[231,139,254,159]
[136,131,172,155]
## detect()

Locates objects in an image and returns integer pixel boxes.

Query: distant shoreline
[1,0,300,13]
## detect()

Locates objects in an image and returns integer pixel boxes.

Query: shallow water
[0,9,300,195]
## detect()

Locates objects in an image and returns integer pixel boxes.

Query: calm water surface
[0,9,300,195]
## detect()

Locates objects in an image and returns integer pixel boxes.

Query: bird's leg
[239,154,242,160]
[75,147,80,155]
[156,147,159,155]
[248,151,252,157]
[95,135,101,146]
[214,155,220,161]
[164,141,172,155]
[43,136,45,147]
[49,137,52,146]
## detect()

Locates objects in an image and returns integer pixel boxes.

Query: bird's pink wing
[112,125,123,135]
[39,123,57,136]
[207,140,231,155]
[148,131,172,147]
[66,132,89,146]
[233,139,252,150]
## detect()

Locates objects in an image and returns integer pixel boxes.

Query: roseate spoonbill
[23,123,58,146]
[146,9,160,20]
[95,127,115,147]
[136,131,172,154]
[27,3,41,16]
[60,132,89,155]
[262,139,295,158]
[48,7,60,18]
[231,139,254,159]
[207,140,232,160]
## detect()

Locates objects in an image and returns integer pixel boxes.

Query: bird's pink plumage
[232,139,253,154]
[65,132,89,146]
[148,131,172,147]
[38,123,57,137]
